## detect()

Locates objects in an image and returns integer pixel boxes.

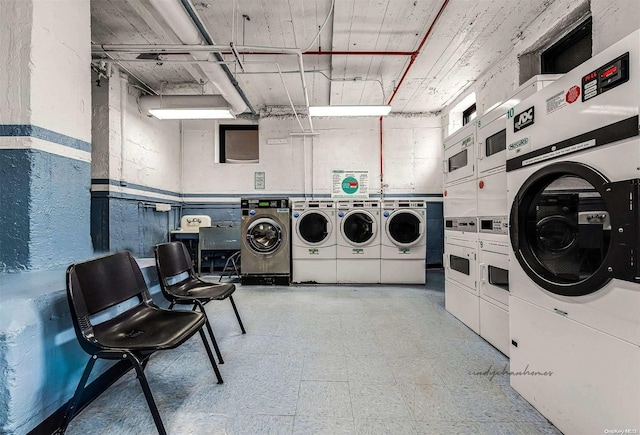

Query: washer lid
[341,210,377,246]
[297,210,332,245]
[246,217,283,253]
[386,210,424,247]
[510,161,640,296]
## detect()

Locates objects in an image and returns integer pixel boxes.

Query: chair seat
[170,280,236,302]
[93,303,206,351]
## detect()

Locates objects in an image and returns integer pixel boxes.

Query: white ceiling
[91,0,557,114]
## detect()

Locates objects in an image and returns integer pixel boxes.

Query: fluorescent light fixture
[148,108,236,120]
[309,105,392,117]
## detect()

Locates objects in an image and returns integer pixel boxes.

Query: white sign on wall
[332,170,369,198]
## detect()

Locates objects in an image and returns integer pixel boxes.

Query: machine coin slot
[309,204,319,208]
[354,203,363,207]
[459,222,468,226]
[399,202,410,207]
[446,220,454,228]
[481,220,493,230]
[582,52,629,101]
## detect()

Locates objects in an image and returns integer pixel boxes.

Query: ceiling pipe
[379,0,450,196]
[147,0,251,115]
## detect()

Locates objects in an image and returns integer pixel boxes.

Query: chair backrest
[66,251,150,352]
[155,242,195,283]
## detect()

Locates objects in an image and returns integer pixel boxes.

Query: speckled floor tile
[302,353,348,381]
[292,417,355,435]
[354,418,418,435]
[225,415,295,435]
[415,421,480,434]
[296,381,353,418]
[346,355,397,384]
[350,383,411,419]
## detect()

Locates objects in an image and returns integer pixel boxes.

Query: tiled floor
[66,270,561,434]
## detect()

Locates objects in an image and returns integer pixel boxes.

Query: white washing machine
[380,199,426,284]
[477,217,509,356]
[506,30,640,435]
[444,120,477,219]
[336,199,381,284]
[444,217,479,333]
[291,199,337,284]
[476,75,561,218]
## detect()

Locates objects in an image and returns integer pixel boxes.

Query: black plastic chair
[154,242,246,365]
[60,251,223,435]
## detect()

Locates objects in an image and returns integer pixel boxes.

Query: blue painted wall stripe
[91,178,443,202]
[0,124,91,152]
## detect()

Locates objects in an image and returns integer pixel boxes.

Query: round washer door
[510,161,623,297]
[246,217,283,253]
[386,210,424,247]
[341,210,377,246]
[297,211,332,245]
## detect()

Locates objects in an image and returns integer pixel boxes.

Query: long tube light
[309,105,392,117]
[148,108,235,119]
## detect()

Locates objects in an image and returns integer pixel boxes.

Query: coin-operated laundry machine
[336,200,381,284]
[380,199,426,284]
[291,199,337,283]
[443,120,477,219]
[444,217,479,333]
[506,30,640,435]
[240,197,291,285]
[477,217,509,355]
[476,74,561,219]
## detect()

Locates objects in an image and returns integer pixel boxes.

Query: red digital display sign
[601,65,618,78]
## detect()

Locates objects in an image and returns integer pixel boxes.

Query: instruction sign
[332,170,369,198]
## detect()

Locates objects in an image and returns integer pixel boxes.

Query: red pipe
[303,50,414,56]
[380,0,450,192]
[387,0,450,106]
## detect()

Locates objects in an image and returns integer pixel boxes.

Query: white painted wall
[442,0,640,134]
[181,114,442,198]
[93,70,182,192]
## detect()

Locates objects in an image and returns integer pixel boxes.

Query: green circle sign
[342,176,359,194]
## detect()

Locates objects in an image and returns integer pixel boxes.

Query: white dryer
[506,30,640,435]
[477,217,509,356]
[444,121,477,219]
[336,199,381,284]
[476,75,561,218]
[291,199,337,284]
[444,217,479,333]
[380,199,426,284]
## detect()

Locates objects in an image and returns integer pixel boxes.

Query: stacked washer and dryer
[291,199,337,283]
[506,30,640,434]
[443,120,480,333]
[475,74,560,355]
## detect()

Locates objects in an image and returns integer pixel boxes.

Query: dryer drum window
[448,149,468,172]
[508,161,640,297]
[247,219,283,253]
[343,212,374,243]
[299,213,329,244]
[389,213,421,244]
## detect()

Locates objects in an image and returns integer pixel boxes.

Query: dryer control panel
[479,216,509,235]
[445,217,478,232]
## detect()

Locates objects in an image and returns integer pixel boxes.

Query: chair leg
[193,300,224,364]
[198,329,224,384]
[130,354,167,435]
[58,356,97,433]
[168,301,175,310]
[229,295,246,334]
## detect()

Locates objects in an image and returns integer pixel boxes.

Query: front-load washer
[444,217,479,333]
[380,199,426,284]
[478,216,510,356]
[240,197,291,285]
[336,199,381,283]
[444,120,478,219]
[476,75,561,219]
[506,30,640,434]
[291,199,337,283]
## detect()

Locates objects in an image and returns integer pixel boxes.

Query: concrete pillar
[0,0,92,272]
